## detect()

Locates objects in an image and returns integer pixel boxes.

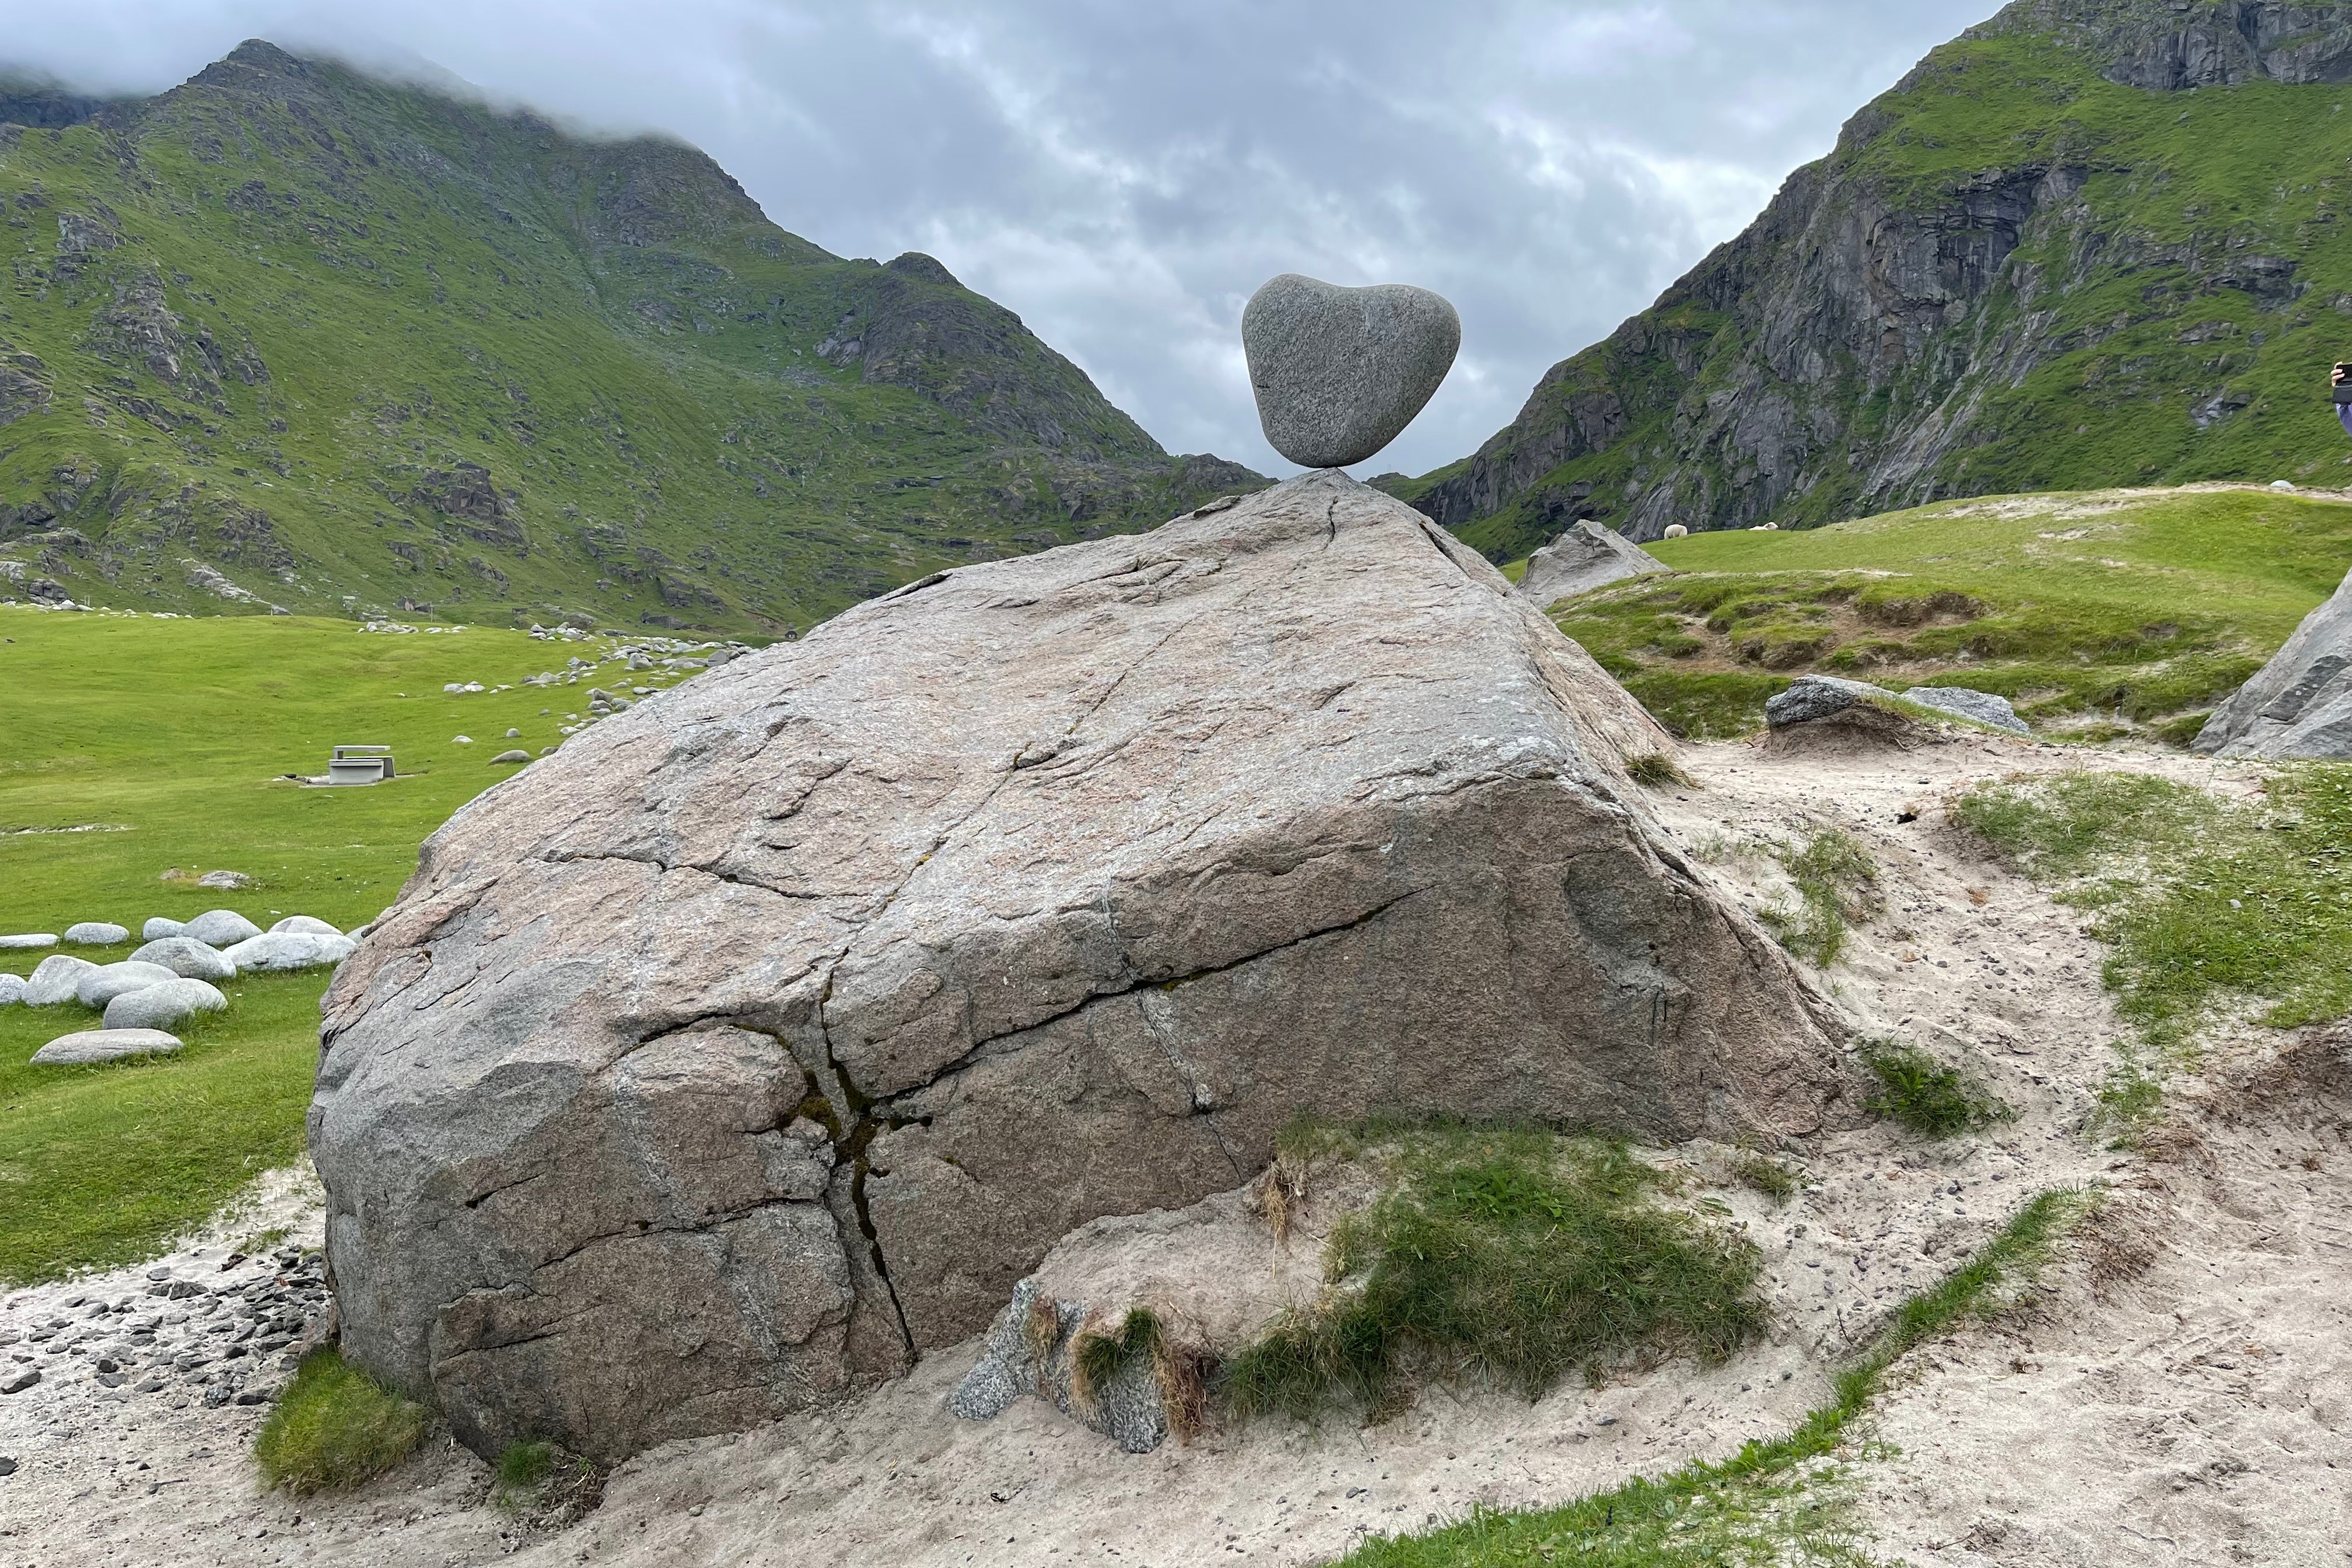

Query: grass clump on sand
[1861,1042,2014,1139]
[1957,767,2352,1048]
[1223,1128,1765,1423]
[1335,1188,2091,1568]
[1072,1306,1214,1442]
[1625,751,1693,789]
[254,1349,428,1494]
[1760,829,1878,968]
[1730,1152,1800,1204]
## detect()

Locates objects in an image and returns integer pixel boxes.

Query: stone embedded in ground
[222,931,355,971]
[0,974,22,1007]
[104,978,228,1031]
[141,917,186,940]
[489,750,530,764]
[950,1278,1168,1454]
[1898,687,2029,734]
[30,1028,182,1065]
[310,471,1851,1464]
[1767,674,2027,736]
[194,870,253,890]
[1517,520,1671,609]
[128,937,236,980]
[269,915,342,937]
[75,961,183,1009]
[0,1369,37,1394]
[2196,562,2352,759]
[1242,274,1460,469]
[61,922,129,946]
[21,954,99,1006]
[0,934,57,950]
[181,909,262,947]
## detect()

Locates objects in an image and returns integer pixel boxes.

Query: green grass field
[1545,485,2352,740]
[0,604,686,1283]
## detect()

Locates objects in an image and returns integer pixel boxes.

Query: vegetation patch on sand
[1223,1125,1766,1423]
[1543,487,2351,741]
[254,1349,427,1494]
[1335,1188,2092,1568]
[1957,765,2352,1122]
[1861,1042,2015,1140]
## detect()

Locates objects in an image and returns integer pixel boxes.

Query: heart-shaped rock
[1242,274,1460,470]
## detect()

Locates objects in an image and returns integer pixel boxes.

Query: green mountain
[1407,0,2352,564]
[0,42,1261,632]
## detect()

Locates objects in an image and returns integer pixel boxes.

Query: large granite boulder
[1517,520,1670,609]
[2196,564,2352,759]
[310,472,1852,1463]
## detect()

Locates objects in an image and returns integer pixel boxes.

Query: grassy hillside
[1415,0,2352,562]
[0,602,682,1281]
[0,43,1260,635]
[1545,484,2352,740]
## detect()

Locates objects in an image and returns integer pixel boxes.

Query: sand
[2,729,2340,1567]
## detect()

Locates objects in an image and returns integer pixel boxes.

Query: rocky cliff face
[309,474,1852,1462]
[1416,0,2352,561]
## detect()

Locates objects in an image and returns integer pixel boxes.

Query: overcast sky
[2,1,2001,477]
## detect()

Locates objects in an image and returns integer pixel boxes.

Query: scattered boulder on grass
[0,974,23,1006]
[1766,674,2028,749]
[183,909,262,947]
[62,922,128,946]
[22,954,100,1006]
[0,934,57,951]
[310,470,1852,1464]
[30,1028,183,1065]
[270,915,343,937]
[489,750,530,765]
[142,917,186,940]
[195,870,254,890]
[129,936,237,980]
[1516,519,1670,609]
[104,978,227,1031]
[75,961,183,1009]
[2195,562,2352,760]
[223,932,355,971]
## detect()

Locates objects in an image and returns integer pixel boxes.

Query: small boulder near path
[310,471,1852,1465]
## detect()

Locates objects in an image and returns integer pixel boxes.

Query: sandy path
[1,729,2326,1567]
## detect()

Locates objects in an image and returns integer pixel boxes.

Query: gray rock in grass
[489,750,530,764]
[268,916,342,937]
[222,932,355,972]
[0,934,57,951]
[128,937,236,981]
[0,974,23,1006]
[22,954,100,1006]
[1765,675,1894,728]
[195,870,254,891]
[75,962,183,1009]
[1516,520,1670,610]
[1242,274,1460,469]
[141,918,187,940]
[104,979,228,1031]
[182,910,262,947]
[1898,686,2029,734]
[62,922,130,946]
[29,1028,183,1066]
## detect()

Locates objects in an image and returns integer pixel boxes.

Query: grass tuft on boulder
[254,1349,427,1494]
[1223,1128,1764,1423]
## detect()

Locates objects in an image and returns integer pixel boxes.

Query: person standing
[2334,361,2352,438]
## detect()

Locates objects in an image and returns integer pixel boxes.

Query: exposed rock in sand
[1516,519,1669,609]
[2195,561,2352,759]
[310,471,1852,1462]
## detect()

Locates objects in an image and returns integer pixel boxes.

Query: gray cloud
[0,0,2000,475]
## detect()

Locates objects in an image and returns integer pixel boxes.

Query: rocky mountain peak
[1980,0,2352,89]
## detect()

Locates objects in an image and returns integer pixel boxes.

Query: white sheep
[1663,524,1689,539]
